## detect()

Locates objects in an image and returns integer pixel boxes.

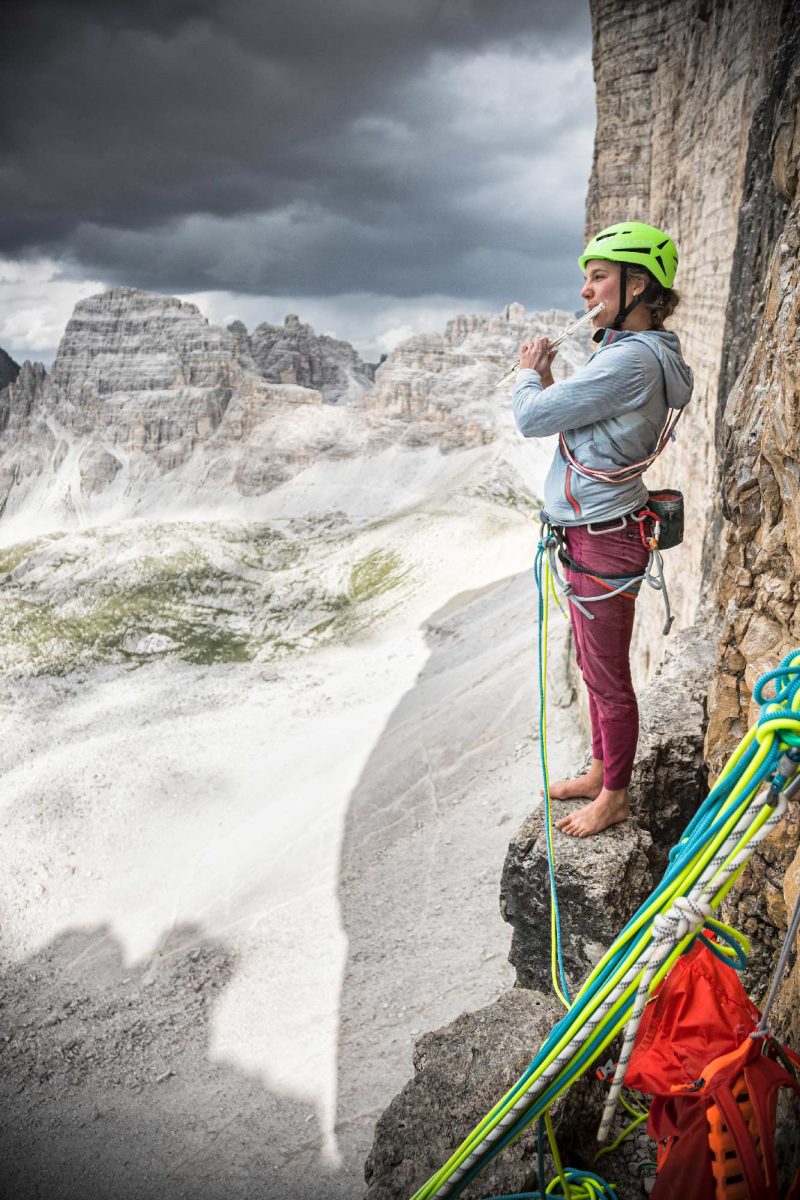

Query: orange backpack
[623,942,800,1199]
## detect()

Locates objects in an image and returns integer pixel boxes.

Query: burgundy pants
[563,520,650,791]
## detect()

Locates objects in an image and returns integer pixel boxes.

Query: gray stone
[501,809,653,992]
[0,346,20,391]
[363,988,603,1200]
[248,314,375,404]
[79,443,123,495]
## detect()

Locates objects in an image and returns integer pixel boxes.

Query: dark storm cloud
[1,0,592,299]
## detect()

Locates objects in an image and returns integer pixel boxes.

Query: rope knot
[674,895,713,923]
[651,911,677,939]
[653,896,712,942]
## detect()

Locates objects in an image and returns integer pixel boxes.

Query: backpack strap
[709,1047,800,1200]
[748,1047,800,1200]
[711,1073,774,1200]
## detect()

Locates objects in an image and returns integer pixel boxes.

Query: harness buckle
[587,516,628,535]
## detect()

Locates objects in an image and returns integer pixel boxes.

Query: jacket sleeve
[512,345,647,438]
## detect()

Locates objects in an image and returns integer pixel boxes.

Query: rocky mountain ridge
[0,290,589,531]
[240,313,377,404]
[0,346,19,391]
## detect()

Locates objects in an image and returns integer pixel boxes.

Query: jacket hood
[595,327,694,410]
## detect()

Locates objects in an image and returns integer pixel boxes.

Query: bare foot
[555,788,629,837]
[546,760,603,802]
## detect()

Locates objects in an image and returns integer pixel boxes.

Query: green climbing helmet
[579,221,679,288]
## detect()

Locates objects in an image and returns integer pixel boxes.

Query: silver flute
[494,302,606,389]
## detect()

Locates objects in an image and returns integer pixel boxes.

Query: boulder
[364,988,603,1200]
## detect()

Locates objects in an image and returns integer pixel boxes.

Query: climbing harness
[539,509,677,635]
[553,324,686,626]
[409,650,800,1200]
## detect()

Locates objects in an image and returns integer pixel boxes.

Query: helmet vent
[580,223,678,287]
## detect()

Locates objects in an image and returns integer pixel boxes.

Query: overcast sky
[0,0,594,365]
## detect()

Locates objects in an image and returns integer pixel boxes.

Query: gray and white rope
[597,789,788,1141]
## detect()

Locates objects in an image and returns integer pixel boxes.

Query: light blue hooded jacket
[512,327,694,525]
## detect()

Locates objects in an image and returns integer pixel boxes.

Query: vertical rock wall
[587,0,791,684]
[590,0,800,1041]
[704,4,800,1026]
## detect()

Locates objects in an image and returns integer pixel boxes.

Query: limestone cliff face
[704,2,800,1022]
[587,0,792,683]
[245,313,376,404]
[588,0,800,1054]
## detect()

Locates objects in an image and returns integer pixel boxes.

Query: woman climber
[512,221,694,837]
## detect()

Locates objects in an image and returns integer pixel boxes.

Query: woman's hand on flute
[519,337,558,387]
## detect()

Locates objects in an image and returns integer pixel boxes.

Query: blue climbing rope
[534,534,571,1006]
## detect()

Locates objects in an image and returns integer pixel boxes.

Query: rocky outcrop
[501,814,653,992]
[706,13,800,759]
[51,289,243,407]
[246,313,375,404]
[0,346,19,391]
[363,989,602,1200]
[0,362,52,515]
[0,360,48,433]
[502,624,714,992]
[364,303,590,451]
[698,5,800,1022]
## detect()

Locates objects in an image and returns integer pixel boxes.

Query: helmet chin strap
[593,264,644,341]
[611,264,643,329]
